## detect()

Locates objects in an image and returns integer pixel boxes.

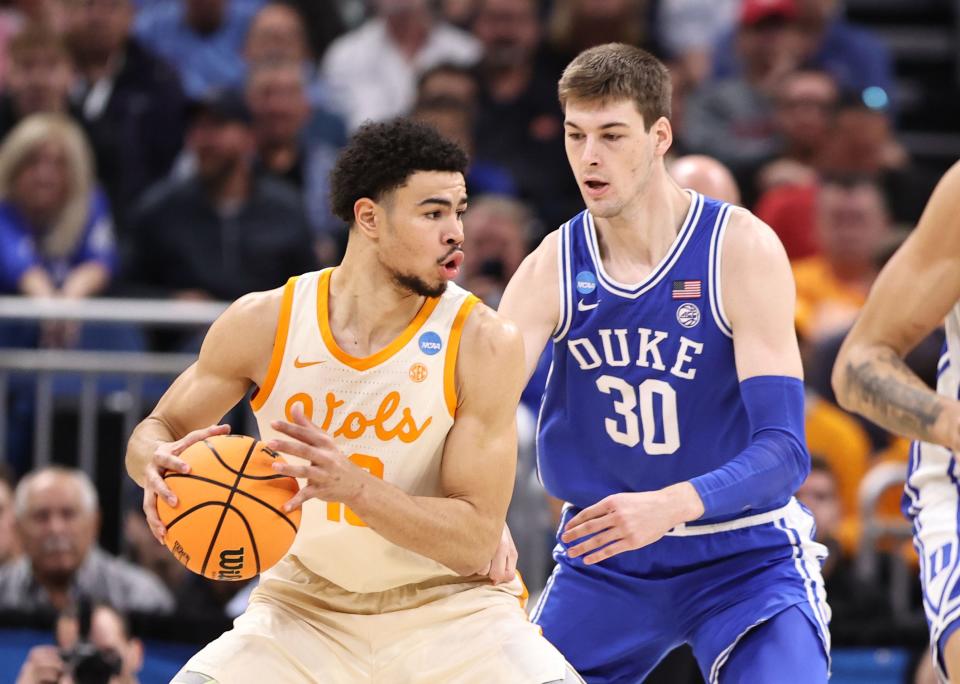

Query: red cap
[740,0,798,25]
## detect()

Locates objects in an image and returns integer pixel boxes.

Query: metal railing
[0,296,238,473]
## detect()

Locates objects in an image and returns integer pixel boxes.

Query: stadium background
[0,0,958,681]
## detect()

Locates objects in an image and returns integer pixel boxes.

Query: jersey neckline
[584,189,703,299]
[316,268,441,371]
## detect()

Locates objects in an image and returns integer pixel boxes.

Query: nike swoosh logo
[578,300,599,311]
[294,356,325,368]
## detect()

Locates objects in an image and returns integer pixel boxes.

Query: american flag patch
[672,280,702,299]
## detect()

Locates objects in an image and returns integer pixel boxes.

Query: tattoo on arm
[843,349,943,442]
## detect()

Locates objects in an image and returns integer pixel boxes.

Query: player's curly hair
[330,118,469,225]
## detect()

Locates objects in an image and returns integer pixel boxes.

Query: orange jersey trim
[316,269,441,371]
[251,276,298,411]
[444,295,480,417]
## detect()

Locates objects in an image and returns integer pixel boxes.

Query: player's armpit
[499,229,561,380]
[125,288,283,487]
[720,208,803,382]
[833,161,960,448]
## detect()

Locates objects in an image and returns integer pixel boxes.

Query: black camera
[59,640,122,684]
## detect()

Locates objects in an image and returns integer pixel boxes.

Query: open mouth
[584,180,609,194]
[440,251,464,278]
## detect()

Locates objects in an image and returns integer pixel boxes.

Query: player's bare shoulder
[718,207,795,330]
[455,301,526,409]
[199,285,289,384]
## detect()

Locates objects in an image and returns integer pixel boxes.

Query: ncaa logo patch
[418,331,443,355]
[676,303,700,328]
[575,271,597,295]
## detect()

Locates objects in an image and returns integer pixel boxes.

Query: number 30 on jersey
[596,375,679,454]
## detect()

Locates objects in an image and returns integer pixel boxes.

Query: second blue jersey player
[499,44,831,683]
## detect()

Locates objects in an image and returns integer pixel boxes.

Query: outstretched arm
[834,162,960,450]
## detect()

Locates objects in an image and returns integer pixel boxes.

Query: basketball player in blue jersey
[834,161,960,681]
[498,44,831,683]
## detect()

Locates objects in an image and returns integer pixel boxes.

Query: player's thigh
[386,582,575,684]
[173,598,366,684]
[532,561,676,682]
[939,620,960,681]
[717,605,827,684]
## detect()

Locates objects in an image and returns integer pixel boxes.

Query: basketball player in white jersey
[834,160,960,681]
[125,119,576,683]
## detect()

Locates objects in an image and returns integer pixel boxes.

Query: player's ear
[353,198,379,239]
[652,116,673,157]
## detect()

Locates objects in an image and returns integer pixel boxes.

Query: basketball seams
[164,500,228,532]
[163,472,298,533]
[203,438,289,480]
[200,439,258,577]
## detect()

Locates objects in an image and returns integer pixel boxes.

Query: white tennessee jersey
[251,268,480,593]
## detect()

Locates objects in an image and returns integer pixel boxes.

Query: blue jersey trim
[708,203,734,338]
[583,190,703,299]
[554,220,575,340]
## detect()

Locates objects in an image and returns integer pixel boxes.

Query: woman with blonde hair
[0,112,115,301]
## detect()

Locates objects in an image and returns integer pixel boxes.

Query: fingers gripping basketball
[157,434,301,580]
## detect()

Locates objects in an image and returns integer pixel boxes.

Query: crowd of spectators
[0,0,953,678]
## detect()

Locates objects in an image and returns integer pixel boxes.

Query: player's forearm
[345,477,502,576]
[126,415,179,487]
[834,344,953,447]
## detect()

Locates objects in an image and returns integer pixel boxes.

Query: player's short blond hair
[557,43,671,131]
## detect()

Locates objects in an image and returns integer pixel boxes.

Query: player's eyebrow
[418,197,469,208]
[564,121,629,130]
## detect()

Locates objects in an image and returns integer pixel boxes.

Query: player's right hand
[14,645,64,684]
[142,423,231,544]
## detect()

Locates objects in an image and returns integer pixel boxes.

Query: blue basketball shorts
[531,498,831,683]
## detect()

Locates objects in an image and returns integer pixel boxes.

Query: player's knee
[171,671,218,684]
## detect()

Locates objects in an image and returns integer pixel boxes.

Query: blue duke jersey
[538,191,779,524]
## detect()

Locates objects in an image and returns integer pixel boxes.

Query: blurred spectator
[412,96,516,197]
[134,0,264,98]
[0,24,76,138]
[547,0,649,63]
[416,62,478,108]
[321,0,480,131]
[683,0,805,193]
[245,58,344,248]
[0,114,115,305]
[124,89,315,302]
[796,457,895,633]
[62,0,187,237]
[243,2,343,115]
[792,175,894,343]
[0,466,173,615]
[668,154,741,205]
[280,0,345,60]
[460,195,532,307]
[16,603,143,684]
[817,94,906,179]
[0,463,20,565]
[656,0,739,85]
[472,0,579,234]
[754,182,819,261]
[756,69,838,192]
[713,0,894,106]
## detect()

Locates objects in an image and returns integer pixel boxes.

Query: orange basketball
[157,434,301,581]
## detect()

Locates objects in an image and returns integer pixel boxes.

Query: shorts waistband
[665,498,802,536]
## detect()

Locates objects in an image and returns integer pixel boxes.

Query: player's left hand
[481,524,518,584]
[561,483,704,564]
[268,405,374,512]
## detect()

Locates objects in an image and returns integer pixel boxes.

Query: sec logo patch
[409,363,428,383]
